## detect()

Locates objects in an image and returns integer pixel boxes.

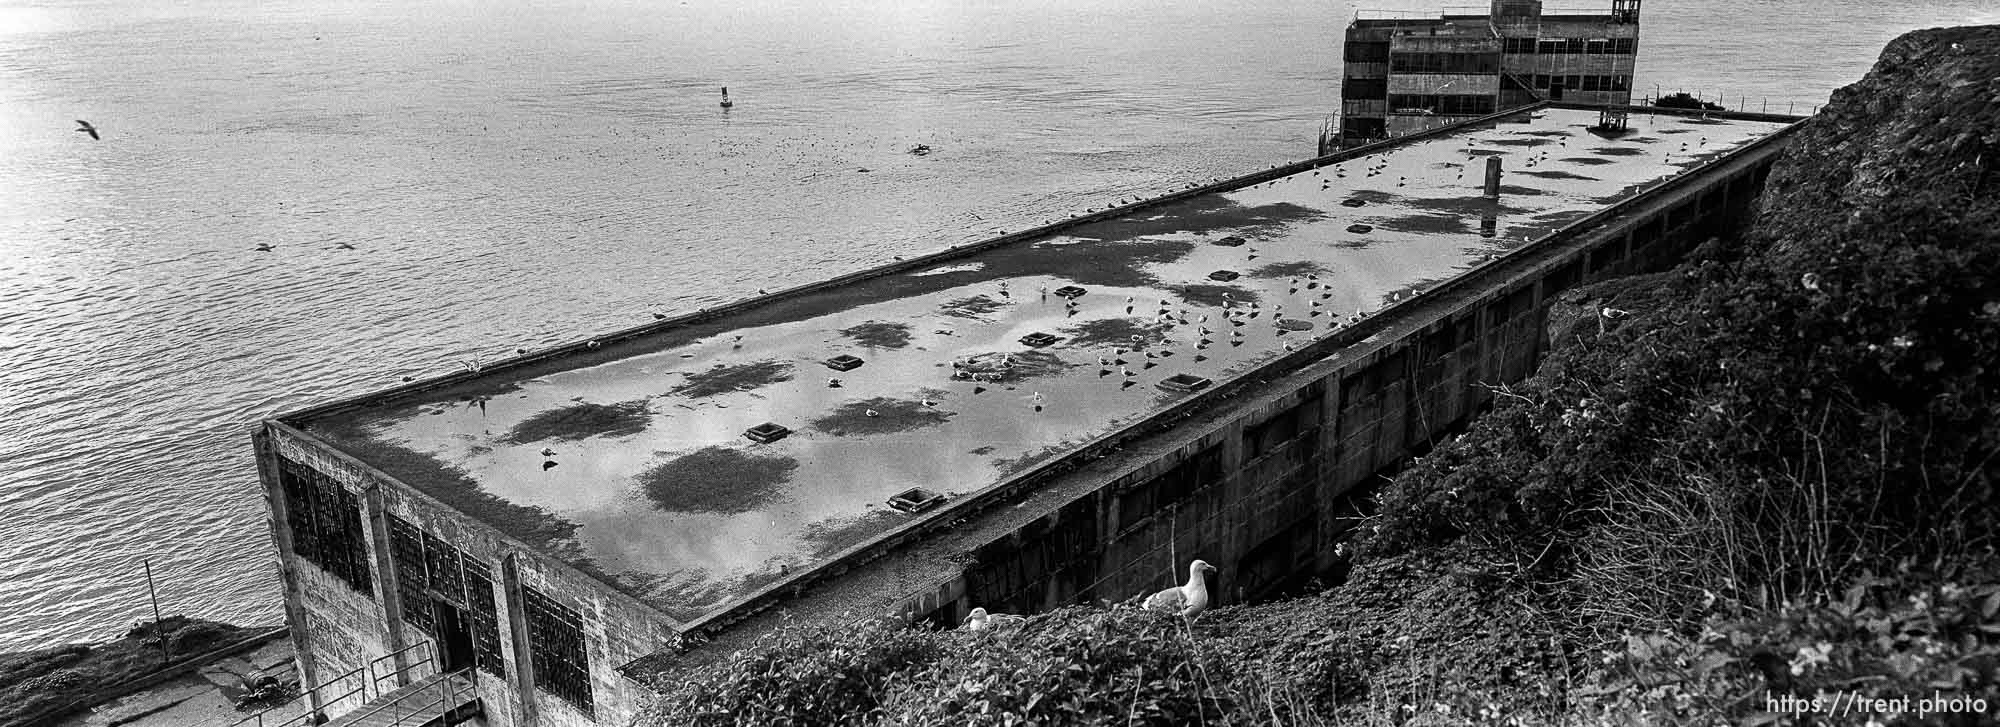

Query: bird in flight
[75,120,99,140]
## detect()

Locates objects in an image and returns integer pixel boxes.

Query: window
[1389,52,1500,74]
[1342,117,1386,139]
[388,517,434,634]
[1585,39,1608,55]
[1501,37,1538,54]
[1611,38,1637,54]
[279,458,373,595]
[1247,397,1322,459]
[1610,75,1630,91]
[1117,446,1224,529]
[524,587,593,716]
[388,514,506,678]
[1341,78,1387,100]
[1389,94,1496,116]
[1582,75,1602,91]
[1537,39,1564,54]
[1343,41,1390,63]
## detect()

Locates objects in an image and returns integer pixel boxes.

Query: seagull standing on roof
[74,120,99,140]
[1143,560,1218,620]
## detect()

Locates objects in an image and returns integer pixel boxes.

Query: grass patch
[637,447,798,514]
[672,360,794,399]
[1557,156,1619,166]
[1591,146,1648,156]
[1067,196,1325,244]
[840,321,913,350]
[0,618,249,726]
[503,400,650,443]
[811,397,953,436]
[1518,169,1600,181]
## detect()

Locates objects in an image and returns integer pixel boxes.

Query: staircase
[323,670,481,727]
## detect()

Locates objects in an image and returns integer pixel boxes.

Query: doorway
[433,602,476,674]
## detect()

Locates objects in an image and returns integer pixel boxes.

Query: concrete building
[251,103,1797,726]
[1328,0,1641,152]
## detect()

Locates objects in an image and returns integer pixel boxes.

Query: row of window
[277,458,596,718]
[1343,40,1390,63]
[1389,51,1501,75]
[1341,78,1387,100]
[1387,94,1499,116]
[1529,74,1632,92]
[1500,37,1638,54]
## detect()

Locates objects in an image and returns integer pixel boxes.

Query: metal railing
[337,667,479,727]
[230,641,442,727]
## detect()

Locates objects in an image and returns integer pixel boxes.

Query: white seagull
[963,607,1026,630]
[1143,559,1218,620]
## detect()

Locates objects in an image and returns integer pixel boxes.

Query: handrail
[341,668,478,727]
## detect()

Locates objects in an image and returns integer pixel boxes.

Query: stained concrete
[290,108,1788,625]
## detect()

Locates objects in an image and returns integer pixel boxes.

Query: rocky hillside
[640,26,2000,726]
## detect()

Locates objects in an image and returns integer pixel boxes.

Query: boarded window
[1341,78,1387,100]
[278,458,373,595]
[524,587,593,716]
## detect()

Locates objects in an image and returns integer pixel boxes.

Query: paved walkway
[54,639,304,727]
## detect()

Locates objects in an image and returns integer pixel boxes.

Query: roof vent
[887,487,947,513]
[1347,224,1374,234]
[824,354,865,371]
[744,422,792,444]
[1052,285,1088,299]
[1157,373,1213,392]
[1019,332,1063,347]
[1207,270,1242,282]
[1212,235,1248,247]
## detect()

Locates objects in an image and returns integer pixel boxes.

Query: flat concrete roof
[290,108,1788,623]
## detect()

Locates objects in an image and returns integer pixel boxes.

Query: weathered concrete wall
[916,118,1796,623]
[257,424,680,727]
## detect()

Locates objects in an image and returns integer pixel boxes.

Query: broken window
[524,587,593,716]
[387,514,505,678]
[278,457,373,595]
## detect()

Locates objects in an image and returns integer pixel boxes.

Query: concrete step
[322,672,479,727]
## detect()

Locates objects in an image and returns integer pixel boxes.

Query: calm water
[1,0,1992,651]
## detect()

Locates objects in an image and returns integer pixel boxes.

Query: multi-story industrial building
[1327,0,1640,151]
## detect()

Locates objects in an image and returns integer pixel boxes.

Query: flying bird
[75,120,98,140]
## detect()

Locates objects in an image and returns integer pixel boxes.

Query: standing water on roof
[0,0,1993,650]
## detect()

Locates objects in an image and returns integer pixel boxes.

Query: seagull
[828,377,842,388]
[963,608,1025,631]
[1600,307,1632,320]
[864,409,880,417]
[1142,560,1218,620]
[253,243,275,252]
[334,242,356,250]
[74,120,98,140]
[540,447,557,457]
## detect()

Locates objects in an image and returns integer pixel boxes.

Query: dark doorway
[434,602,476,673]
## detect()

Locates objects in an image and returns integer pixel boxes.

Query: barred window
[1116,445,1225,529]
[388,516,434,634]
[1247,396,1323,459]
[524,587,593,716]
[386,514,507,678]
[461,559,506,678]
[278,458,372,595]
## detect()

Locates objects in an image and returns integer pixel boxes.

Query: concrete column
[252,426,324,719]
[361,486,411,686]
[1484,157,1504,198]
[502,553,542,727]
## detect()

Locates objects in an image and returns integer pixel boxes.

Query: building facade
[1330,0,1640,151]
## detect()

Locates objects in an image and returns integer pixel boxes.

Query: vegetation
[0,617,248,725]
[640,27,2000,726]
[1651,92,1726,112]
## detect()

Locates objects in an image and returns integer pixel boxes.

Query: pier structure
[1329,0,1641,152]
[254,103,1797,726]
